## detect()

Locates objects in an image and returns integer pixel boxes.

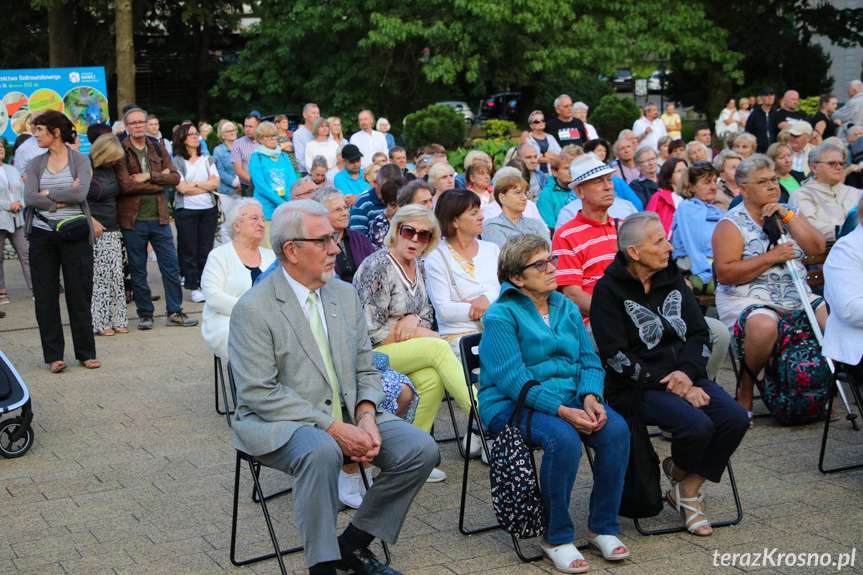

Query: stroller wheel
[0,419,34,458]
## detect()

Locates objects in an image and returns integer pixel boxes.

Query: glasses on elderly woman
[520,255,558,274]
[399,224,432,244]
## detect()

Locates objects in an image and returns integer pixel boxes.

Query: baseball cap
[342,144,363,161]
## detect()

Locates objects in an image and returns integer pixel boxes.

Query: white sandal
[586,534,630,561]
[666,484,712,536]
[540,542,589,574]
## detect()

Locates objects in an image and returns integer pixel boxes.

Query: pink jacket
[646,188,676,239]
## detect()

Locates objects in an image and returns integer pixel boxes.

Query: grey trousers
[255,419,439,567]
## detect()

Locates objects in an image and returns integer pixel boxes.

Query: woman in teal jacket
[248,121,297,230]
[478,234,631,573]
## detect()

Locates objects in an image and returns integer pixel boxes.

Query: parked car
[261,113,302,133]
[479,92,521,122]
[648,70,670,93]
[612,68,633,92]
[436,101,475,126]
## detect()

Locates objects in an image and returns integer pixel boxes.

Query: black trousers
[174,206,218,291]
[29,227,96,363]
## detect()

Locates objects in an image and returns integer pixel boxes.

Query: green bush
[483,120,517,139]
[797,96,820,118]
[206,131,223,154]
[403,105,466,151]
[590,95,641,142]
[447,137,519,171]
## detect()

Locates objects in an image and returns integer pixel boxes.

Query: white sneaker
[147,252,157,262]
[190,290,206,303]
[426,467,447,483]
[462,432,483,459]
[338,470,364,509]
[481,445,489,465]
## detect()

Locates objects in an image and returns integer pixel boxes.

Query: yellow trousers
[377,337,477,433]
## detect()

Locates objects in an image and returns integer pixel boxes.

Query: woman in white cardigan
[425,189,502,357]
[201,198,276,358]
[0,146,30,302]
[823,198,863,380]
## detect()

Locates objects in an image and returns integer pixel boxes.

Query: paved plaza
[0,257,860,575]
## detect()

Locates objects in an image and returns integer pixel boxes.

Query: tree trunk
[115,0,136,118]
[48,2,75,67]
[196,20,213,120]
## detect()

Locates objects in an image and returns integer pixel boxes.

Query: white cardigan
[823,225,863,366]
[424,240,501,336]
[201,242,277,358]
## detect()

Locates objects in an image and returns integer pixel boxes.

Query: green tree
[216,0,737,127]
[403,104,466,150]
[590,95,641,142]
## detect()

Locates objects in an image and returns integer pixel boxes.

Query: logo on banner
[69,72,80,83]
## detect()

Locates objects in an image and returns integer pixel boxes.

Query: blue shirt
[349,189,386,236]
[213,143,237,196]
[334,168,371,196]
[670,198,724,283]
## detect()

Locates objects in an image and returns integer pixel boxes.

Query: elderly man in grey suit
[228,199,438,575]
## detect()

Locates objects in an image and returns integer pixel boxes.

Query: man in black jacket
[745,87,776,153]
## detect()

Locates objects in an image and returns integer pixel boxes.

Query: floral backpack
[734,303,831,425]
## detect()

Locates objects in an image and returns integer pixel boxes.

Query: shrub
[403,104,466,150]
[590,95,641,142]
[483,120,517,139]
[797,96,820,118]
[447,138,519,171]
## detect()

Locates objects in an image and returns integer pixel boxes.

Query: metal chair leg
[433,392,465,458]
[357,463,391,566]
[634,460,743,535]
[230,452,300,573]
[215,355,235,422]
[819,366,863,474]
[458,404,500,535]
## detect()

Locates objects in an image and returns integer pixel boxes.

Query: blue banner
[0,67,110,155]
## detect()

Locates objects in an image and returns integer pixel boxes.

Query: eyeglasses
[636,157,658,165]
[520,255,558,274]
[530,118,545,124]
[222,128,237,134]
[260,134,278,140]
[126,121,146,127]
[504,189,530,198]
[399,224,432,244]
[812,161,845,169]
[293,189,314,199]
[187,132,199,137]
[329,205,349,214]
[744,177,780,187]
[289,233,339,249]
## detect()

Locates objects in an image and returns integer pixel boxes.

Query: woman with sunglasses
[525,110,561,174]
[354,204,476,482]
[478,234,631,573]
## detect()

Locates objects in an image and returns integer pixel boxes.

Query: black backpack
[488,380,546,539]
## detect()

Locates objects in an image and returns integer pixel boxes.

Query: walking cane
[777,234,859,431]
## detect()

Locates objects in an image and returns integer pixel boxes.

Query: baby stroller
[0,349,34,458]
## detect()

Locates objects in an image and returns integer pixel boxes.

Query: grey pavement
[0,255,860,575]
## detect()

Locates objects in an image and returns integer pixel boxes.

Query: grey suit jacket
[228,268,398,456]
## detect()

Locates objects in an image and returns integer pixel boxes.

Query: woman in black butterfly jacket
[592,211,749,537]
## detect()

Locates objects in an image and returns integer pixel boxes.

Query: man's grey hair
[735,154,775,187]
[310,155,329,172]
[270,200,330,262]
[613,138,631,152]
[397,180,434,207]
[553,94,571,108]
[123,107,148,123]
[617,211,662,262]
[809,142,847,165]
[643,102,658,112]
[713,149,744,173]
[303,103,319,114]
[849,80,863,92]
[335,145,345,157]
[225,198,264,240]
[634,146,657,164]
[492,166,523,186]
[289,176,316,199]
[497,234,552,286]
[573,101,589,111]
[618,129,635,140]
[518,143,540,157]
[311,186,344,207]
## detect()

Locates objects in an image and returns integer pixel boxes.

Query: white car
[436,101,475,126]
[648,70,667,92]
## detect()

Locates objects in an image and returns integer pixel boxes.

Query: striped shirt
[32,165,83,232]
[230,136,258,173]
[551,211,620,324]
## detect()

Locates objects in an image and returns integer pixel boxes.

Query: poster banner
[0,67,110,155]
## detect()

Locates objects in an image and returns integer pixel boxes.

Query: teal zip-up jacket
[537,175,570,229]
[478,282,605,425]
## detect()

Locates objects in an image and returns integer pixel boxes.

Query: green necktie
[306,291,342,422]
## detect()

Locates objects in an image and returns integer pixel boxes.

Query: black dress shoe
[336,546,401,575]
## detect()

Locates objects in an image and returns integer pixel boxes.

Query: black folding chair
[818,363,863,473]
[228,366,390,573]
[456,334,593,563]
[433,392,466,458]
[214,355,234,426]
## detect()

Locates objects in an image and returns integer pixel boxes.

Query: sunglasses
[520,255,558,274]
[399,224,432,244]
[530,118,545,124]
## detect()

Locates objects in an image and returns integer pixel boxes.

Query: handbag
[33,210,89,242]
[488,379,546,539]
[618,369,664,519]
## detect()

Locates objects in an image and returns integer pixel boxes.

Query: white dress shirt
[282,266,328,337]
[349,130,389,168]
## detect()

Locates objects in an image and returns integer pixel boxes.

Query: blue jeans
[122,220,184,317]
[642,378,749,483]
[488,401,630,544]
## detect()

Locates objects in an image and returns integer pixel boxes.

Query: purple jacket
[338,228,377,281]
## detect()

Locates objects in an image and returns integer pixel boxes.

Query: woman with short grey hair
[309,155,329,186]
[685,141,710,165]
[712,149,743,211]
[201,197,275,359]
[593,211,749,537]
[479,233,631,569]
